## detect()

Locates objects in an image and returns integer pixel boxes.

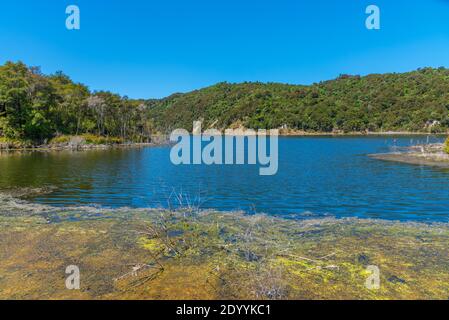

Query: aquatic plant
[0,194,448,300]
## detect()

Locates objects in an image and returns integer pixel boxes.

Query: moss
[137,237,165,253]
[0,207,448,300]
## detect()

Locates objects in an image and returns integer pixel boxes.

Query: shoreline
[0,198,448,300]
[369,143,449,168]
[278,130,448,137]
[1,189,447,226]
[1,131,447,152]
[0,142,162,154]
[370,152,449,168]
[0,134,170,152]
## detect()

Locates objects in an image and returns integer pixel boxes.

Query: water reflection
[0,136,448,222]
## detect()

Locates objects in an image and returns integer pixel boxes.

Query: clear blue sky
[1,0,449,98]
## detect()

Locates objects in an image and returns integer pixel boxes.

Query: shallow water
[0,136,448,222]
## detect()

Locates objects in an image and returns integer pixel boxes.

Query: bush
[445,138,449,154]
[49,135,72,144]
[0,137,33,149]
[49,134,123,145]
[81,134,123,145]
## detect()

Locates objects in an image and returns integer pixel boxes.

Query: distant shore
[0,143,162,153]
[1,131,447,152]
[278,129,448,137]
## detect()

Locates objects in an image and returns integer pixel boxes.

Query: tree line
[1,61,449,144]
[0,61,153,143]
[148,68,449,134]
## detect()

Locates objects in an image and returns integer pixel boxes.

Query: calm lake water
[1,136,448,222]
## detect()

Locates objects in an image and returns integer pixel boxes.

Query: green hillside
[1,61,449,144]
[148,68,449,133]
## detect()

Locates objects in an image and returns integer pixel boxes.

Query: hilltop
[148,68,449,133]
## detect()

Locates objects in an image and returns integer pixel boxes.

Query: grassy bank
[0,134,123,149]
[49,134,124,145]
[0,195,448,300]
[0,134,168,151]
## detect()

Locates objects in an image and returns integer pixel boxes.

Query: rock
[388,275,406,284]
[357,254,370,265]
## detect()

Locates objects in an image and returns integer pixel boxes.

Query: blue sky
[1,0,449,98]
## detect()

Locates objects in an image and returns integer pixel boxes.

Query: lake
[1,136,448,222]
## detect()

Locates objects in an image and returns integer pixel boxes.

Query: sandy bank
[370,143,449,168]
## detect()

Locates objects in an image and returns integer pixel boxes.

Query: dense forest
[1,61,449,144]
[0,61,152,144]
[149,68,449,133]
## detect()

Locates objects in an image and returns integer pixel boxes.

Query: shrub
[49,135,72,144]
[0,137,33,148]
[81,134,123,145]
[49,134,123,145]
[445,138,449,154]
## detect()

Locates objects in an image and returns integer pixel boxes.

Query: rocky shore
[0,134,170,152]
[370,143,449,168]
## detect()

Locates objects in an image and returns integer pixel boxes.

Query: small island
[370,138,449,168]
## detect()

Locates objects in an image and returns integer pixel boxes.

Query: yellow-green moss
[0,208,448,300]
[137,237,165,253]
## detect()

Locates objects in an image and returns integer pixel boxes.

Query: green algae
[0,201,448,300]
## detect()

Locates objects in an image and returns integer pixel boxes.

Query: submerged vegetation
[0,193,448,300]
[1,61,449,146]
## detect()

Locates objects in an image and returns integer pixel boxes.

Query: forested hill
[148,68,449,133]
[1,61,449,144]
